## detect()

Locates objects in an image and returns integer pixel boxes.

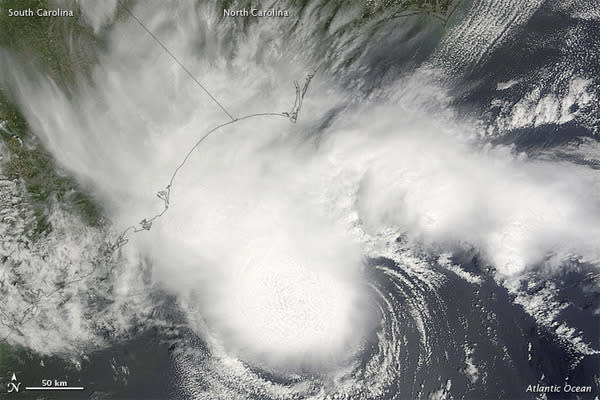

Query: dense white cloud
[321,95,600,275]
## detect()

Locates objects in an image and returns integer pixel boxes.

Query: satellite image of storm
[0,0,599,399]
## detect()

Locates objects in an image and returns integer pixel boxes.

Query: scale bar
[26,387,84,391]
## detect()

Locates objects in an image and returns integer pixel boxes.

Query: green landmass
[0,0,104,368]
[0,0,103,230]
[0,93,103,238]
[0,0,98,84]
